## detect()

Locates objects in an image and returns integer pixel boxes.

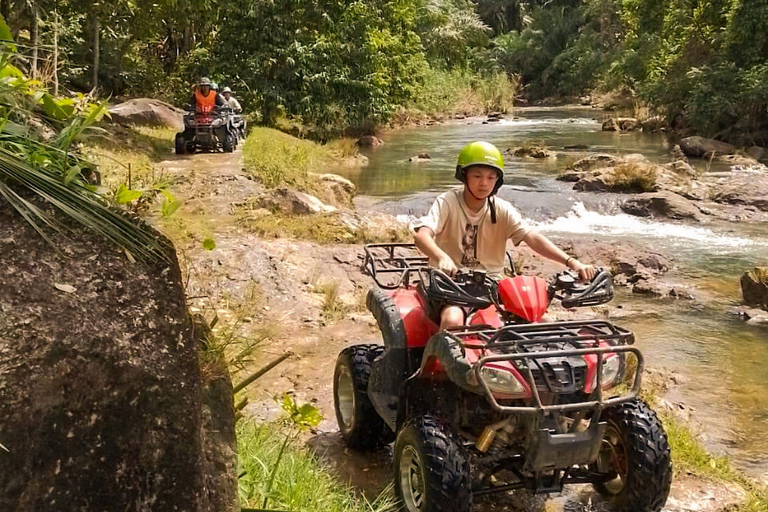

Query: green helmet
[455,141,505,195]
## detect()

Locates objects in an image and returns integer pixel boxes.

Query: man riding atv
[222,86,246,139]
[175,77,237,154]
[191,77,226,113]
[332,142,672,512]
[414,141,596,329]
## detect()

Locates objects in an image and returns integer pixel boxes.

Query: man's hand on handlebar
[568,259,597,282]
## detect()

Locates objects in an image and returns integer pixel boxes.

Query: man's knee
[440,306,464,330]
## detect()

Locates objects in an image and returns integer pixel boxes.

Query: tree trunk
[0,0,9,24]
[53,10,59,95]
[92,14,100,92]
[31,1,39,78]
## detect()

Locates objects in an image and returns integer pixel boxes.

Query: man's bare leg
[440,305,464,330]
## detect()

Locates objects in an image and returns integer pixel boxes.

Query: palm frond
[0,147,171,262]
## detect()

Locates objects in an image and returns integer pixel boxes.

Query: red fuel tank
[498,275,550,322]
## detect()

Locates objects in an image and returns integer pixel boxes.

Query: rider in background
[412,141,597,330]
[222,87,242,113]
[222,86,246,138]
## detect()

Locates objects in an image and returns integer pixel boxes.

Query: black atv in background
[175,106,238,154]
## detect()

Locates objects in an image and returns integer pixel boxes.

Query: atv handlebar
[551,269,614,308]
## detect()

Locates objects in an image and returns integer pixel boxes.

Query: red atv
[175,105,237,154]
[333,244,671,512]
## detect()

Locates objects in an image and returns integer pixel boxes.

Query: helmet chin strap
[466,185,497,224]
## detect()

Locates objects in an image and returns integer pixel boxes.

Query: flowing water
[336,107,768,479]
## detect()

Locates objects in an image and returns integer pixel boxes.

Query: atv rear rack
[446,320,643,414]
[363,243,429,289]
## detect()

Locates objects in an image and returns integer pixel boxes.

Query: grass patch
[605,162,657,192]
[319,281,350,322]
[238,420,395,512]
[404,68,518,120]
[85,124,177,191]
[662,413,768,512]
[243,126,359,195]
[237,208,410,245]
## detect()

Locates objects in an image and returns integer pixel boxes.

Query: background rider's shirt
[412,189,530,275]
[226,97,242,112]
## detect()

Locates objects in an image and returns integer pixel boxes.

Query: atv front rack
[446,320,643,414]
[363,243,429,289]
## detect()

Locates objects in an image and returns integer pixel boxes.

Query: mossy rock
[741,267,768,310]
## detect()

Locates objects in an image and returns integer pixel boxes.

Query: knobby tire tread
[396,415,472,512]
[597,399,672,512]
[335,344,392,450]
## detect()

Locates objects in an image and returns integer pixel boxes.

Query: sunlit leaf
[114,184,142,204]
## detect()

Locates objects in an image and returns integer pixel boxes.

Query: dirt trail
[155,148,746,512]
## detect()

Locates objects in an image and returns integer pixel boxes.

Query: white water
[530,202,766,251]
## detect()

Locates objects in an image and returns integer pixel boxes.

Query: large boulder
[318,174,356,206]
[741,267,768,310]
[746,146,767,162]
[357,135,383,147]
[257,188,337,214]
[511,146,556,159]
[679,136,735,158]
[0,201,236,511]
[602,117,639,132]
[709,170,768,211]
[108,98,184,130]
[621,192,702,221]
[562,154,617,174]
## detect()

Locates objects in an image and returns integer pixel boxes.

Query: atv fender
[366,287,413,430]
[420,332,483,395]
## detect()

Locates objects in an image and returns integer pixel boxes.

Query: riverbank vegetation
[5,2,766,141]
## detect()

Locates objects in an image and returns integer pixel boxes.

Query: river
[335,107,768,480]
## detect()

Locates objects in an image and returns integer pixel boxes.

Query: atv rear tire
[333,344,393,450]
[394,415,471,512]
[175,135,185,155]
[592,399,672,512]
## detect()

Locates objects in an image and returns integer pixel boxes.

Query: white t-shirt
[226,97,242,112]
[412,189,530,274]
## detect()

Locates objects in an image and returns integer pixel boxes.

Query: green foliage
[416,0,490,68]
[202,237,216,251]
[237,419,396,512]
[216,0,426,138]
[409,66,518,117]
[242,127,328,191]
[0,28,169,261]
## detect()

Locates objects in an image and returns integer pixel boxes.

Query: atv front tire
[592,399,672,512]
[333,344,393,450]
[175,135,185,155]
[394,415,471,512]
[223,135,234,153]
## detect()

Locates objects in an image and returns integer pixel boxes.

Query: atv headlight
[598,354,621,388]
[185,118,195,127]
[479,366,527,396]
[211,118,224,128]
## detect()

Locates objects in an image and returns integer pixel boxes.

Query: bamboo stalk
[235,396,248,411]
[232,351,293,394]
